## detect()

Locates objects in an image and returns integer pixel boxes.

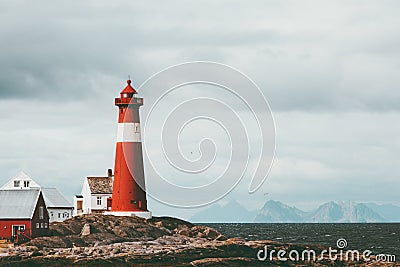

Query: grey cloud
[0,1,400,219]
[1,0,399,110]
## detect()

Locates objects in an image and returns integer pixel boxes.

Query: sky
[0,1,399,219]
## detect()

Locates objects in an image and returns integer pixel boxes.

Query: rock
[25,214,172,248]
[203,228,220,239]
[149,216,194,231]
[153,221,163,228]
[190,257,262,266]
[197,232,205,238]
[178,229,189,236]
[1,215,378,267]
[80,223,91,236]
[225,238,246,244]
[215,234,227,241]
[1,237,388,267]
[28,250,43,257]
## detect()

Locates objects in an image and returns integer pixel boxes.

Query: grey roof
[42,188,73,209]
[0,189,40,219]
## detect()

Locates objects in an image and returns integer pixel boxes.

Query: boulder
[80,223,91,236]
[203,228,219,239]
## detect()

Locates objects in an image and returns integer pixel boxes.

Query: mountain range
[189,200,258,222]
[189,200,400,223]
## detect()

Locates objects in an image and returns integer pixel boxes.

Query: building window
[40,223,44,228]
[50,212,54,217]
[23,180,30,187]
[39,206,44,219]
[97,197,102,206]
[36,223,39,229]
[58,213,61,218]
[45,223,48,228]
[14,180,20,187]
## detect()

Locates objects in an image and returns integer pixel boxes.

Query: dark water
[202,223,400,258]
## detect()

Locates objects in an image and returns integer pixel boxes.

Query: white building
[42,188,73,222]
[74,171,113,216]
[1,172,73,222]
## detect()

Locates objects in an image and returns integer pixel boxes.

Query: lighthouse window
[97,197,102,205]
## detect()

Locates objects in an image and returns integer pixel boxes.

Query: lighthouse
[106,79,152,219]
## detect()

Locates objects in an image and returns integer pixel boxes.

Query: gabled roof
[41,188,73,209]
[1,171,41,190]
[86,177,113,194]
[1,173,72,210]
[0,189,41,219]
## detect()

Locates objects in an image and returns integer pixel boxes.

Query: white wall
[81,178,91,214]
[48,208,73,222]
[91,194,111,211]
[73,178,112,216]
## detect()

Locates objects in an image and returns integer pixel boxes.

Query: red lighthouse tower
[107,79,151,219]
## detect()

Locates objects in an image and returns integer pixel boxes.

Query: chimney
[107,169,113,178]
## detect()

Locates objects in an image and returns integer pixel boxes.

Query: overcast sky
[0,1,399,219]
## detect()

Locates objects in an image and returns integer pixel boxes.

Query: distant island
[189,200,400,223]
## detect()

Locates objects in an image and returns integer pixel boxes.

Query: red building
[0,189,49,241]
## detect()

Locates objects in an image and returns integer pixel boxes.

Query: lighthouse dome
[120,79,137,97]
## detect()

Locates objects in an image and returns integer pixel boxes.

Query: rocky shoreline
[0,215,398,266]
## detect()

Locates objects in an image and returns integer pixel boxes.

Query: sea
[202,223,400,259]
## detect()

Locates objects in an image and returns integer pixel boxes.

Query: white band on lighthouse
[117,123,141,142]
